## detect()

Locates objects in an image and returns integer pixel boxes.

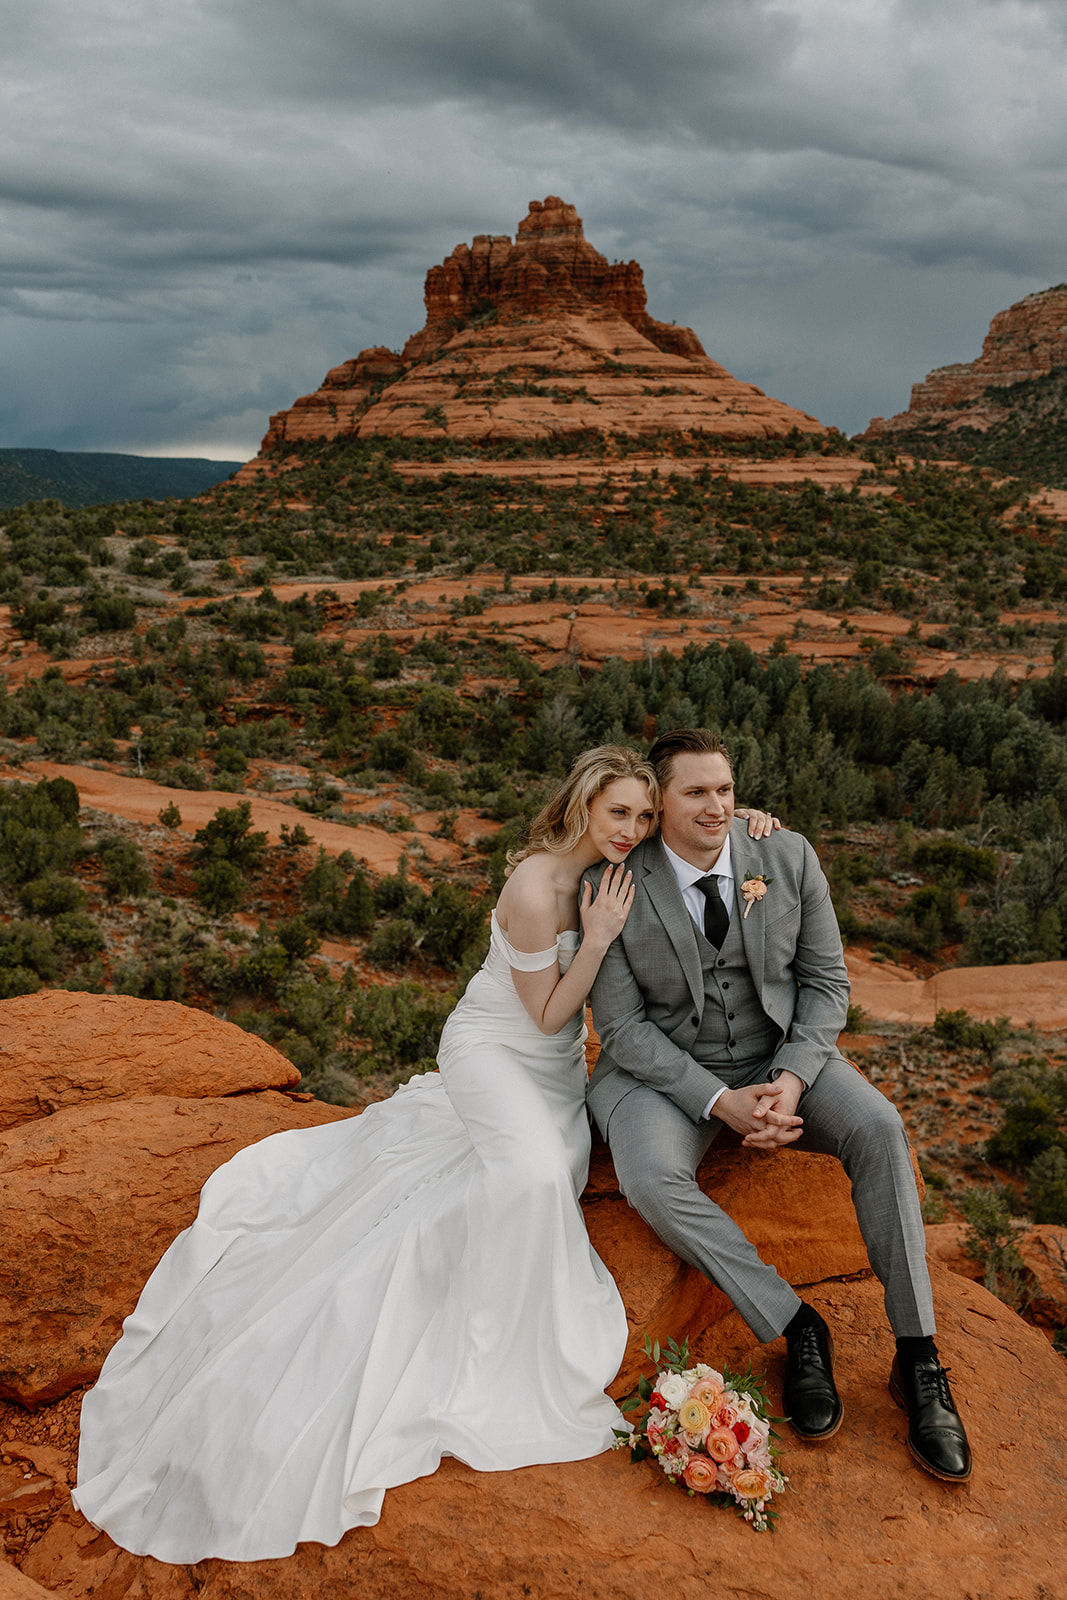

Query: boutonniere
[740,873,772,919]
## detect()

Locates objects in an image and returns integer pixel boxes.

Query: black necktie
[695,875,730,949]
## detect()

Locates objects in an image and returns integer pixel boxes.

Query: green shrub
[347,979,455,1074]
[0,778,82,885]
[1025,1147,1067,1225]
[0,919,58,984]
[114,958,187,1002]
[81,589,137,631]
[418,883,488,968]
[158,801,183,829]
[341,869,376,935]
[97,834,152,899]
[933,1008,1011,1059]
[52,912,106,956]
[914,838,997,883]
[195,859,247,916]
[192,800,267,872]
[986,1057,1067,1169]
[959,1186,1031,1311]
[366,917,419,969]
[17,873,86,916]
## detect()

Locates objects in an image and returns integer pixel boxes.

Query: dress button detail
[727,1012,735,1021]
[716,958,726,968]
[721,981,730,990]
[728,1038,736,1048]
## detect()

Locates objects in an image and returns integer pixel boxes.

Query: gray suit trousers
[604,1055,935,1345]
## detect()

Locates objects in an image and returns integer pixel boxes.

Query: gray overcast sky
[3,0,1066,460]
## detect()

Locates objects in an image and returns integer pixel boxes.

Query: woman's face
[585,778,656,864]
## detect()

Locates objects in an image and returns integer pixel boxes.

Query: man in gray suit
[587,727,970,1481]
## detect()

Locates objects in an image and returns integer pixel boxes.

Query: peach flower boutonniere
[740,873,772,919]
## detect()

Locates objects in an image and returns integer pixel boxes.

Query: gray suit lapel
[731,827,767,994]
[641,840,705,1016]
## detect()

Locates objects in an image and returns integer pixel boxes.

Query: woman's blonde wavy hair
[506,745,660,871]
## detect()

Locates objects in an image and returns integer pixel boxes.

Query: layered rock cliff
[240,198,825,467]
[862,284,1067,481]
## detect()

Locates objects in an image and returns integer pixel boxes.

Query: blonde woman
[75,746,774,1562]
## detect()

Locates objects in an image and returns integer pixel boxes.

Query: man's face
[658,751,736,868]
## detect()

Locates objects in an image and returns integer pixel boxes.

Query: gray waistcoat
[691,907,781,1070]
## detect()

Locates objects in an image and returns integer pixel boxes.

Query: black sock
[896,1334,939,1364]
[784,1303,826,1342]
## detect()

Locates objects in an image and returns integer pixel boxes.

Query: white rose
[655,1372,689,1410]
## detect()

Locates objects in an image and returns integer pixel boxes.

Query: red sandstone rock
[2,995,1064,1596]
[926,1219,1067,1333]
[238,198,825,470]
[863,283,1067,439]
[585,1133,872,1395]
[0,1562,54,1600]
[11,1272,1067,1600]
[0,992,299,1132]
[0,1093,351,1407]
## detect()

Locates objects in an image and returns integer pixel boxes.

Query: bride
[73,745,772,1563]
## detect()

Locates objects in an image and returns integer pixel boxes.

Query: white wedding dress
[73,913,629,1563]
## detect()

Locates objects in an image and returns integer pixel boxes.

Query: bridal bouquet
[614,1337,788,1532]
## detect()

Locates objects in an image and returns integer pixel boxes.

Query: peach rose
[741,875,770,919]
[729,1464,776,1501]
[688,1377,724,1410]
[682,1456,719,1494]
[705,1427,740,1464]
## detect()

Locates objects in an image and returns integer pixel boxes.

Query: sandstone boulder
[0,992,299,1132]
[585,1133,873,1395]
[9,1272,1067,1600]
[0,1093,350,1407]
[2,993,1065,1597]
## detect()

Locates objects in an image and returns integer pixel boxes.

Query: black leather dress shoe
[783,1320,844,1439]
[890,1354,972,1481]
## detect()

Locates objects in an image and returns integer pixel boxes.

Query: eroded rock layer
[863,282,1067,438]
[241,197,825,465]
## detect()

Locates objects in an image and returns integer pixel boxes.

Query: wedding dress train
[73,914,629,1562]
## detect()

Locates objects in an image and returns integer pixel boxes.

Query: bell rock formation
[241,197,825,469]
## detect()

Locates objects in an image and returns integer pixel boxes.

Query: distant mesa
[240,197,826,470]
[861,283,1067,484]
[0,449,244,512]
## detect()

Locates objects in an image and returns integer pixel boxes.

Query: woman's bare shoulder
[495,854,560,939]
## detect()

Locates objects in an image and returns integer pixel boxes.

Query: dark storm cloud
[2,0,1067,453]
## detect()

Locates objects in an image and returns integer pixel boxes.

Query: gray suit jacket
[586,824,850,1131]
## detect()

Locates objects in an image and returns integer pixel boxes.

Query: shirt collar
[662,832,734,890]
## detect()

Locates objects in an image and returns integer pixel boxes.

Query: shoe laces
[789,1323,826,1365]
[912,1360,952,1407]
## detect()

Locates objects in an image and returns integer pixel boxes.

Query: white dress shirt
[662,836,735,926]
[661,837,734,1120]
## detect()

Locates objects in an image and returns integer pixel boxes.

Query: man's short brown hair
[647,727,733,788]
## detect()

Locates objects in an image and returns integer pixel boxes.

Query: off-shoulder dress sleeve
[495,921,561,972]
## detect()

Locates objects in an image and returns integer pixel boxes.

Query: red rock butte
[863,282,1067,439]
[240,197,825,470]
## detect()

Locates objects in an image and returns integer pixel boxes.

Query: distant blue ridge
[0,448,246,510]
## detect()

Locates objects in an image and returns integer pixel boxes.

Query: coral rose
[682,1456,719,1494]
[705,1427,739,1464]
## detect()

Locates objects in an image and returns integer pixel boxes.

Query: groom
[586,727,971,1482]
